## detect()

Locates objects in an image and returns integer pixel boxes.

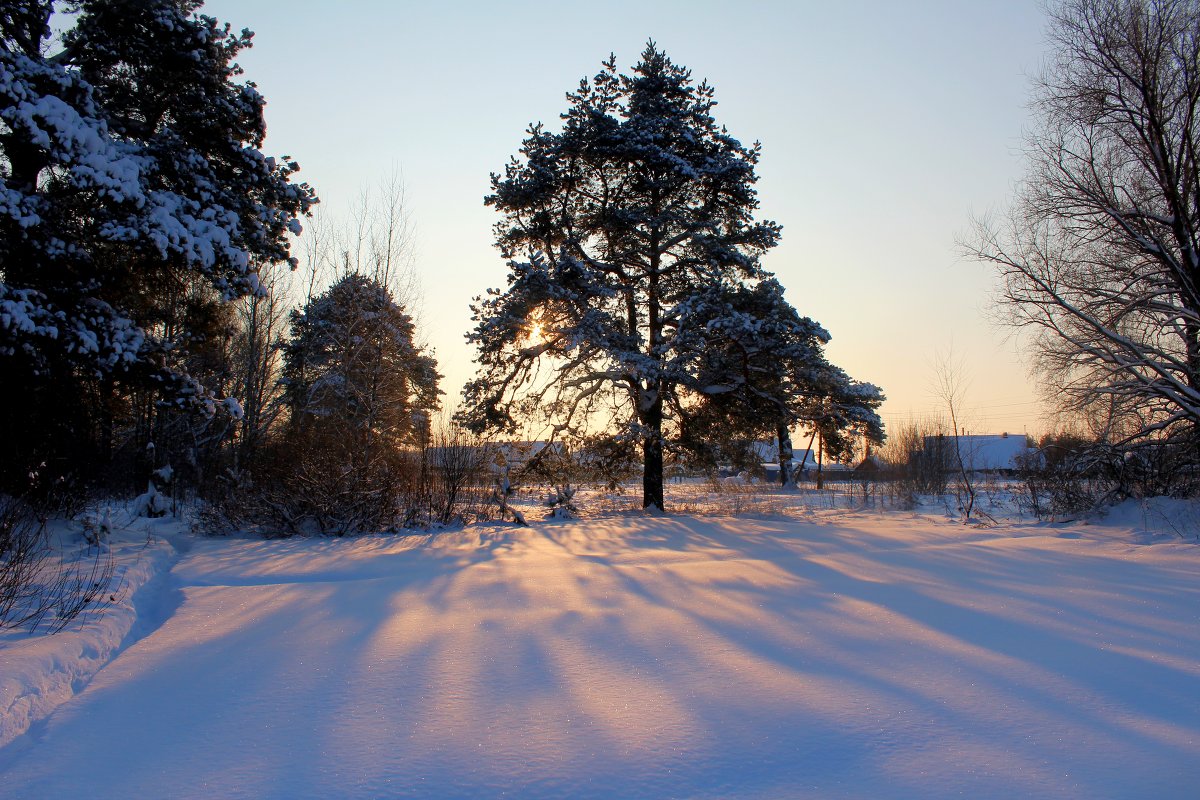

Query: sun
[527,319,545,344]
[523,311,551,348]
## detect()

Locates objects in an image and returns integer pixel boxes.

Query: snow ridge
[0,517,181,749]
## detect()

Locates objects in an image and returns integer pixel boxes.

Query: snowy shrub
[1015,442,1115,519]
[545,485,579,519]
[0,496,116,633]
[129,461,175,520]
[79,506,115,546]
[492,466,526,526]
[1008,431,1200,519]
[131,481,171,519]
[205,434,496,536]
[252,439,415,536]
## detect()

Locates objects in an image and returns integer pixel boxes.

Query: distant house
[493,441,566,471]
[750,440,816,468]
[923,433,1028,472]
[425,440,566,475]
[754,440,820,483]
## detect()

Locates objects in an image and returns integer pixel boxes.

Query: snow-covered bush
[545,484,579,519]
[492,465,526,526]
[79,506,115,546]
[131,481,171,519]
[1,495,115,633]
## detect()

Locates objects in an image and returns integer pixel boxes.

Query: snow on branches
[460,43,882,509]
[0,0,315,403]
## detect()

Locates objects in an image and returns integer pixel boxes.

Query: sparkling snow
[0,503,1197,798]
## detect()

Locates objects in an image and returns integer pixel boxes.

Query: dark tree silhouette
[462,43,780,510]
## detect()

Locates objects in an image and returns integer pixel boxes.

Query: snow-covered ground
[1,498,1198,798]
[0,513,179,750]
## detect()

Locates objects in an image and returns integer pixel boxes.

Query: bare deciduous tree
[932,349,982,521]
[971,0,1200,452]
[1,497,115,634]
[231,262,294,467]
[881,419,949,503]
[427,419,492,525]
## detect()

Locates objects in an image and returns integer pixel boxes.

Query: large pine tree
[462,43,780,510]
[0,0,315,489]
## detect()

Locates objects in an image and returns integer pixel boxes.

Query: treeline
[0,3,457,536]
[876,421,1200,522]
[12,0,1200,542]
[3,9,890,527]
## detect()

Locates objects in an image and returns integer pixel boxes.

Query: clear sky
[203,0,1052,438]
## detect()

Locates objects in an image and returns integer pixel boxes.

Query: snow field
[0,504,1197,798]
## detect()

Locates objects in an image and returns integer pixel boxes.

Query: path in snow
[0,512,1198,799]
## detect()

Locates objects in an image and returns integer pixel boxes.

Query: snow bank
[0,514,181,748]
[1100,496,1200,543]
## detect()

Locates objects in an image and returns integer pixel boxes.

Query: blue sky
[203,0,1051,436]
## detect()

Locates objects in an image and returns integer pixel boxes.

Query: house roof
[925,434,1027,470]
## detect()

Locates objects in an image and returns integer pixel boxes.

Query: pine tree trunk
[777,422,793,487]
[642,394,665,511]
[643,226,666,512]
[816,430,824,491]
